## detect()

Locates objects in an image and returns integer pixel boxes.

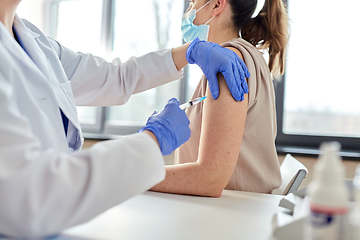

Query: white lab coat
[0,15,183,238]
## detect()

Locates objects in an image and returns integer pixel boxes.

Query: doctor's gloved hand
[186,37,250,101]
[139,98,191,156]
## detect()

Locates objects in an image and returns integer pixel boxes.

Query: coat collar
[0,16,42,76]
[26,26,41,39]
[14,15,40,39]
[12,15,52,80]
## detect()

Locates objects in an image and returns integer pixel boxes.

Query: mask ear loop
[205,16,215,25]
[196,0,213,13]
[197,0,215,25]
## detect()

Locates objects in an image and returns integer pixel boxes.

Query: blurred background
[17,0,360,172]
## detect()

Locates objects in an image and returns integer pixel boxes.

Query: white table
[56,190,283,240]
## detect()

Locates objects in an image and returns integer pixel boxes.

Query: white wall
[17,0,45,31]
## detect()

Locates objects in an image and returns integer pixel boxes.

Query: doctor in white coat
[0,0,250,238]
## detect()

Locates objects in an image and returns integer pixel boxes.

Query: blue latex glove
[186,37,250,101]
[139,98,191,156]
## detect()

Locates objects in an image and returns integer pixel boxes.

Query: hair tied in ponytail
[252,0,265,18]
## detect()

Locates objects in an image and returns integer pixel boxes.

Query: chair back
[272,154,308,195]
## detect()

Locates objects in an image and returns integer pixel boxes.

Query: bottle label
[305,206,348,240]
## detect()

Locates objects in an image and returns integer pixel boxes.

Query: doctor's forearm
[171,42,191,71]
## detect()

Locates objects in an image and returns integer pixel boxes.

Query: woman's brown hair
[228,0,289,76]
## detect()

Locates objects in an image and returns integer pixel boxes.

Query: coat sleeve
[48,38,183,106]
[0,70,166,238]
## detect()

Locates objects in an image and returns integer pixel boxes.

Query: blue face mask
[181,0,215,42]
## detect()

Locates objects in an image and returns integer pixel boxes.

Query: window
[275,0,360,158]
[44,0,192,136]
[104,0,185,134]
[17,0,45,30]
[44,0,104,133]
[41,0,360,157]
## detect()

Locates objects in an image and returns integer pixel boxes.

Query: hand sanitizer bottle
[349,164,360,239]
[304,142,349,240]
[353,165,360,210]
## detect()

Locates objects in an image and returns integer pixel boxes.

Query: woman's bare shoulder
[225,46,245,62]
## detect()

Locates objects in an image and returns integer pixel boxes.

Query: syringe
[179,96,207,110]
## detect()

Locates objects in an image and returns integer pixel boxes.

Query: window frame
[101,0,189,135]
[44,0,113,133]
[44,0,189,135]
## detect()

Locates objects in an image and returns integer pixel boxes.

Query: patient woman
[151,0,289,197]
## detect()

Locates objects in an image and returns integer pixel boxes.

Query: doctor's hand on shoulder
[187,38,250,101]
[172,38,250,102]
[140,98,191,156]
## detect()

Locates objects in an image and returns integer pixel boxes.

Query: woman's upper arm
[197,47,248,192]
